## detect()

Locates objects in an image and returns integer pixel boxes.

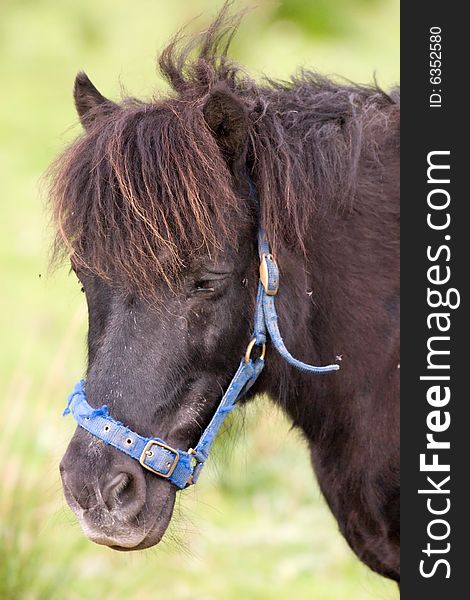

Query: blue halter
[63,230,339,489]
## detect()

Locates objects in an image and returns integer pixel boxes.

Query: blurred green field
[0,1,399,598]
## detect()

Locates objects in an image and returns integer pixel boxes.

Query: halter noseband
[63,230,339,489]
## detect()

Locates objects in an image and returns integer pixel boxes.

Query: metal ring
[244,338,266,363]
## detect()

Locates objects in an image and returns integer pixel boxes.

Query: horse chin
[72,486,176,551]
[111,492,176,551]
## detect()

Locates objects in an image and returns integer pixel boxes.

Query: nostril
[101,470,146,517]
[103,473,130,509]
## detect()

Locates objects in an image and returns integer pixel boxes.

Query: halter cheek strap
[63,231,339,489]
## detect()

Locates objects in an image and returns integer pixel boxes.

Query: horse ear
[203,84,248,165]
[74,72,116,130]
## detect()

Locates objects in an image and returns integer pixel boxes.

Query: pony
[50,5,400,582]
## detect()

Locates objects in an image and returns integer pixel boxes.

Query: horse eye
[194,281,215,293]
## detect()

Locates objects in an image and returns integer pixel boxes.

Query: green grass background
[0,1,399,598]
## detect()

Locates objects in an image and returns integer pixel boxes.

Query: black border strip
[401,3,467,596]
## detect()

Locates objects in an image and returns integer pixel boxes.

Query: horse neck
[250,89,399,442]
[257,188,399,445]
[257,224,343,438]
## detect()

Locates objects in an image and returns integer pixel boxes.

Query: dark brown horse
[51,6,400,582]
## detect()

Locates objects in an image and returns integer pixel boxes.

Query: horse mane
[48,1,399,297]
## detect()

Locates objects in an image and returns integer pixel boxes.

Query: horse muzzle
[60,433,176,550]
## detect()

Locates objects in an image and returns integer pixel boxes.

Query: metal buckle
[244,338,266,363]
[259,253,279,296]
[139,440,179,478]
